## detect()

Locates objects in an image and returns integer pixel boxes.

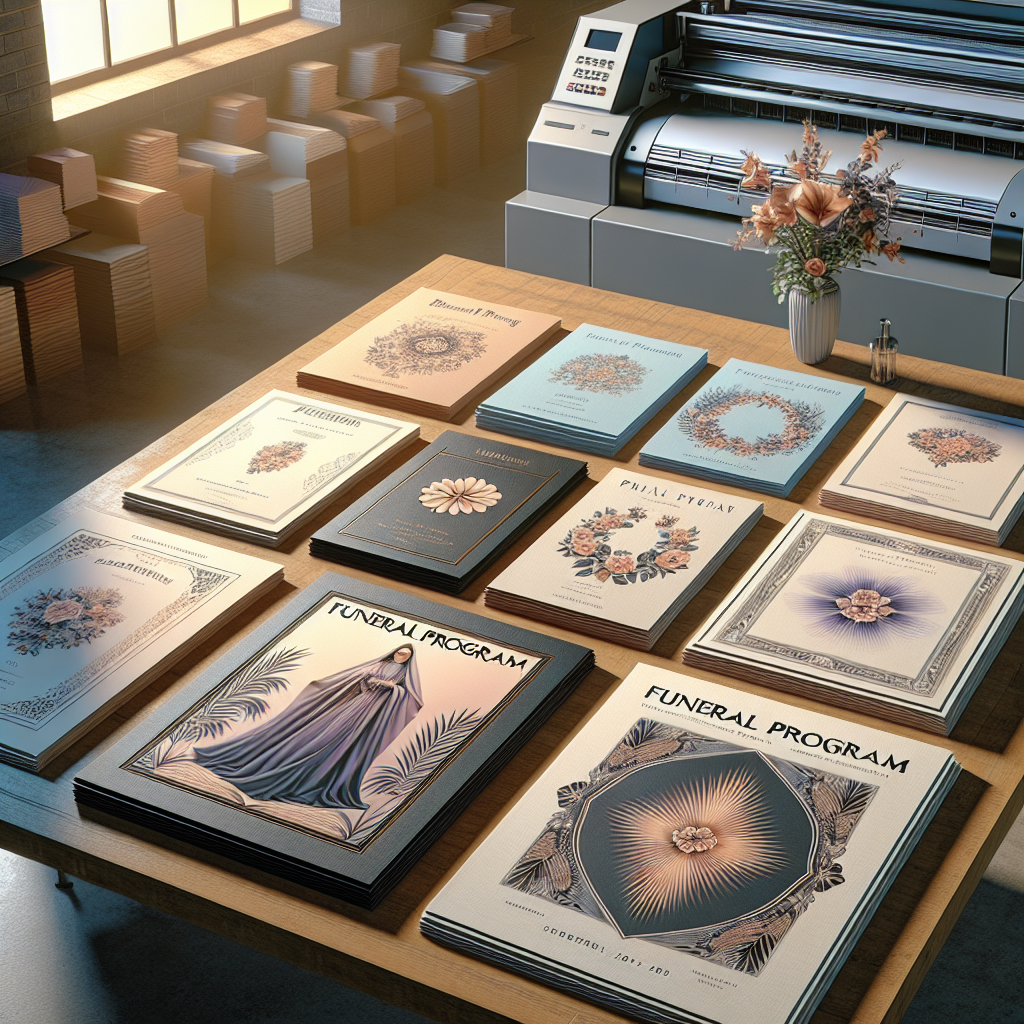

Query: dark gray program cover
[74,574,594,906]
[310,430,587,591]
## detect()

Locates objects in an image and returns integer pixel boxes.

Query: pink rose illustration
[605,555,634,575]
[655,550,691,570]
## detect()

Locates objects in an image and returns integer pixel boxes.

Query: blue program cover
[479,324,707,444]
[639,359,865,495]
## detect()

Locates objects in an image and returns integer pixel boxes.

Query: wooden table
[3,255,1023,1024]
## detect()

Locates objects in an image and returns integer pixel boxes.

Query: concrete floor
[1,23,1022,1024]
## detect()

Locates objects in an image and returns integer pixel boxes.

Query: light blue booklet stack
[639,359,865,497]
[475,323,708,456]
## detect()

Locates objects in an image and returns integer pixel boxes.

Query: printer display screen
[585,29,622,51]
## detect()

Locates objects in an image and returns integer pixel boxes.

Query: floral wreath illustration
[8,586,125,657]
[906,427,1002,468]
[364,318,487,379]
[419,477,502,516]
[558,506,699,585]
[247,440,307,475]
[678,385,825,458]
[548,353,651,396]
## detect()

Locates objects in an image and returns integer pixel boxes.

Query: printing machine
[505,0,1024,377]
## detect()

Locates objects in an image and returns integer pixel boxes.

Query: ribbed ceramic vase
[788,283,841,364]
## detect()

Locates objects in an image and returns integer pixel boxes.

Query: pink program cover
[299,288,561,414]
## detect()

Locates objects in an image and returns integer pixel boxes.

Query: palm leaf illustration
[362,708,483,797]
[190,646,311,740]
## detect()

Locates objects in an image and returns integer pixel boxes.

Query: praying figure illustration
[193,645,423,810]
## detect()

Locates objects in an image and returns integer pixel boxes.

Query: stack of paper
[408,58,517,163]
[284,61,343,118]
[167,157,215,250]
[452,3,514,48]
[68,177,207,331]
[309,109,394,224]
[477,323,708,456]
[119,128,179,189]
[0,258,82,384]
[124,391,419,546]
[346,41,401,98]
[206,93,268,146]
[0,509,282,772]
[398,67,480,182]
[74,574,593,907]
[256,119,349,241]
[487,468,762,649]
[232,174,313,265]
[422,664,962,1024]
[179,140,270,255]
[355,97,434,204]
[26,148,98,209]
[639,359,865,497]
[819,393,1024,546]
[0,174,71,262]
[298,287,561,419]
[312,431,588,594]
[685,509,1024,734]
[0,285,27,403]
[431,22,488,62]
[45,234,157,356]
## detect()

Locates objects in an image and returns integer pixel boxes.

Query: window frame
[46,0,297,95]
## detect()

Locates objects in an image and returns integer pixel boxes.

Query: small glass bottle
[870,318,899,385]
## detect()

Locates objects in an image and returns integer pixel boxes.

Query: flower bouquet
[733,121,904,363]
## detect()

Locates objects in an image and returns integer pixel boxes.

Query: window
[41,0,294,90]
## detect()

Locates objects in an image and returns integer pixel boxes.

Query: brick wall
[0,0,57,167]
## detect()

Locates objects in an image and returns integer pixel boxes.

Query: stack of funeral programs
[0,509,281,771]
[312,431,587,594]
[640,359,865,497]
[486,468,762,649]
[0,173,70,262]
[684,510,1024,734]
[819,393,1024,546]
[74,575,594,908]
[422,664,961,1024]
[124,390,418,547]
[477,323,707,456]
[26,148,98,210]
[298,288,561,420]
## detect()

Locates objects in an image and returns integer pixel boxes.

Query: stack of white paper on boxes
[0,173,71,262]
[408,57,517,163]
[258,118,349,241]
[0,258,82,384]
[309,109,395,223]
[453,3,514,48]
[398,67,480,182]
[354,96,433,203]
[46,234,156,355]
[180,140,269,256]
[346,41,401,98]
[0,285,27,403]
[68,177,207,331]
[119,128,179,189]
[206,93,268,146]
[284,61,345,118]
[431,21,488,62]
[26,148,98,210]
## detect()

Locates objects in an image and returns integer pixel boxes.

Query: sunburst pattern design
[607,767,787,921]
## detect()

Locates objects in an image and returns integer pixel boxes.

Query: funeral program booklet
[684,510,1024,734]
[819,393,1024,546]
[476,323,708,456]
[124,390,419,546]
[0,510,282,770]
[639,359,864,497]
[73,574,594,908]
[296,288,562,419]
[486,468,763,649]
[422,665,960,1024]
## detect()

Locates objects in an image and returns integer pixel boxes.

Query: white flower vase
[788,283,841,364]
